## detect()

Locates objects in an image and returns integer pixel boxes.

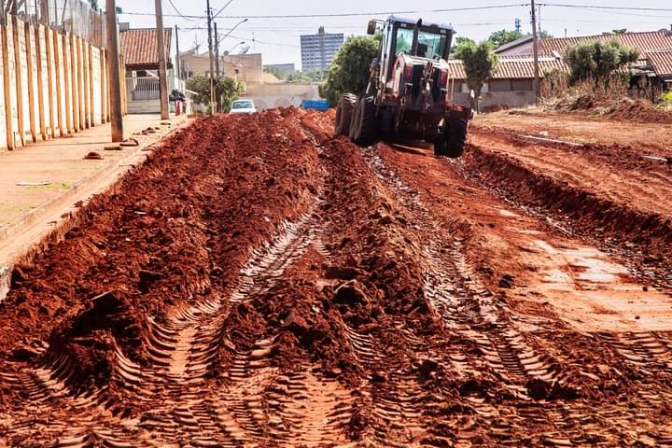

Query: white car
[229,99,257,114]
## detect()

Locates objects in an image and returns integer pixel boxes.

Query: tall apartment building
[300,27,344,72]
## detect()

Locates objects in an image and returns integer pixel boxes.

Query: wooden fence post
[77,36,85,130]
[24,22,37,143]
[34,25,47,141]
[1,22,14,150]
[101,48,109,123]
[70,32,79,131]
[62,33,72,134]
[12,16,25,146]
[83,39,90,128]
[45,23,55,138]
[52,28,64,137]
[119,53,127,116]
[88,43,94,127]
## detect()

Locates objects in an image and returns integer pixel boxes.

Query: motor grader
[335,16,471,157]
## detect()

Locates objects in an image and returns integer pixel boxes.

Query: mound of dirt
[553,95,672,123]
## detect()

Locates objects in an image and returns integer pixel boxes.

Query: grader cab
[335,16,471,157]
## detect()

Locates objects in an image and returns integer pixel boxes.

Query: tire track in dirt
[305,112,483,446]
[461,138,672,291]
[1,120,232,445]
[361,147,566,397]
[303,111,552,446]
[4,109,672,447]
[301,113,431,446]
[352,136,672,445]
[444,133,672,444]
[0,112,324,446]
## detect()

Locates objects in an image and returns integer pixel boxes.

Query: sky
[115,0,672,69]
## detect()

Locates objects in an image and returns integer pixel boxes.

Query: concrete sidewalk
[0,114,192,298]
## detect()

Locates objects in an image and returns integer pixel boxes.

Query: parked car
[229,99,257,114]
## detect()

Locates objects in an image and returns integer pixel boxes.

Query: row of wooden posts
[0,14,126,151]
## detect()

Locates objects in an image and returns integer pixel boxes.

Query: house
[496,29,672,89]
[448,29,672,109]
[496,30,672,60]
[119,26,176,114]
[178,51,263,88]
[178,51,319,111]
[446,56,568,110]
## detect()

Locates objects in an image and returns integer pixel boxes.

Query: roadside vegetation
[319,35,381,106]
[185,74,244,113]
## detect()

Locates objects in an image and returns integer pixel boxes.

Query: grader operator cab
[335,16,471,157]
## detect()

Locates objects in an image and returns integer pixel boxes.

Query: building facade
[178,51,264,88]
[300,27,344,72]
[119,27,180,114]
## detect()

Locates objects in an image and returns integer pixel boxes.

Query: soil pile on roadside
[553,95,672,123]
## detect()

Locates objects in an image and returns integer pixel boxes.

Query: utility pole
[106,0,123,141]
[214,22,220,77]
[206,0,215,114]
[175,25,180,80]
[531,0,540,104]
[154,0,169,120]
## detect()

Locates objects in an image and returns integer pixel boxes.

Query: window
[394,27,449,59]
[395,27,414,55]
[232,100,254,109]
[417,30,448,60]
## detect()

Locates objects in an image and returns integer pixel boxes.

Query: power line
[120,4,528,20]
[164,0,199,22]
[540,2,672,18]
[212,0,234,19]
[225,32,300,48]
[541,3,672,12]
[178,21,513,34]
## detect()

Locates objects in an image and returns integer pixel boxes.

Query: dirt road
[1,108,671,447]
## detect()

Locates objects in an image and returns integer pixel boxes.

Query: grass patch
[0,204,36,213]
[27,182,72,191]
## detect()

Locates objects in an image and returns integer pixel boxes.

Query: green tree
[185,74,211,105]
[564,40,639,86]
[454,40,498,112]
[88,0,99,11]
[285,70,326,83]
[319,35,380,105]
[488,29,523,48]
[217,76,244,112]
[451,36,476,54]
[264,66,286,81]
[185,73,243,112]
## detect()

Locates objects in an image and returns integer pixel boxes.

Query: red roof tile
[539,31,672,56]
[647,51,672,77]
[494,31,672,79]
[446,57,567,81]
[120,28,172,70]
